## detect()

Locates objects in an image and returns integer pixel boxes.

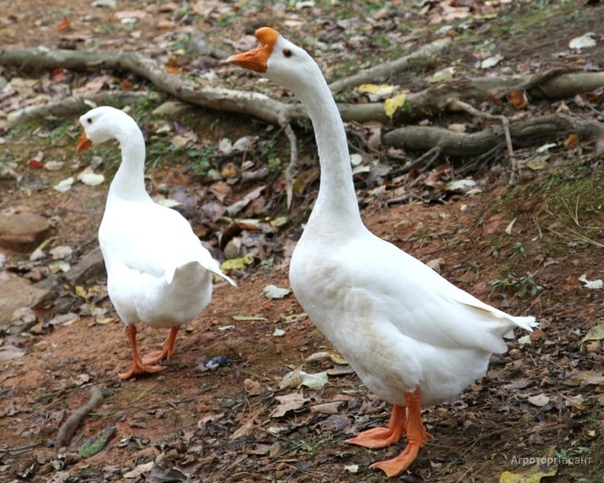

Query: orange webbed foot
[119,324,169,380]
[141,327,179,365]
[118,360,166,380]
[141,349,171,366]
[346,404,407,449]
[370,441,421,477]
[368,389,431,477]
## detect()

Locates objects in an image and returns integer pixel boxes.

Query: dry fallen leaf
[480,54,503,69]
[53,177,75,193]
[271,391,310,418]
[263,284,291,299]
[0,345,26,361]
[56,16,71,32]
[507,89,529,109]
[579,323,604,349]
[578,274,603,289]
[230,417,256,440]
[310,401,343,415]
[569,32,597,50]
[564,133,580,149]
[77,168,105,186]
[499,449,558,482]
[527,393,550,407]
[243,378,263,396]
[280,368,328,390]
[293,167,320,196]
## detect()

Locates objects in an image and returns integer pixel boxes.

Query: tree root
[383,113,604,163]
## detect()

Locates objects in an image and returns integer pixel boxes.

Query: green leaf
[79,426,116,458]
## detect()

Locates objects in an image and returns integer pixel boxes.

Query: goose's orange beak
[76,122,93,153]
[226,27,279,73]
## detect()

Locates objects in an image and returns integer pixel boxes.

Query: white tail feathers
[512,315,538,332]
[163,260,236,287]
[208,266,237,287]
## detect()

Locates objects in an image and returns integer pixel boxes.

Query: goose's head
[226,27,319,96]
[76,106,134,153]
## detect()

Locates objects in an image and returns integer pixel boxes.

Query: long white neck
[107,124,151,203]
[294,73,364,235]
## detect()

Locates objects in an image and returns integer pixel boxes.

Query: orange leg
[346,404,407,449]
[371,388,432,477]
[142,327,179,365]
[118,325,167,380]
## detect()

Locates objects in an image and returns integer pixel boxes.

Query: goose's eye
[283,49,293,58]
[86,118,92,124]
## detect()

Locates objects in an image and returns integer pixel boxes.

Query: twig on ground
[55,386,104,449]
[408,147,443,187]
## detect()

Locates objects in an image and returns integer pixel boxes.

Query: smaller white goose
[227,28,537,477]
[76,106,235,380]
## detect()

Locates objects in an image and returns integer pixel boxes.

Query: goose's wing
[100,201,233,284]
[346,235,535,354]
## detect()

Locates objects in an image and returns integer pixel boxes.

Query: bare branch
[7,92,160,127]
[328,38,451,93]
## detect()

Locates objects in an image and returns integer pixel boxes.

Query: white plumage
[228,28,536,476]
[77,106,235,380]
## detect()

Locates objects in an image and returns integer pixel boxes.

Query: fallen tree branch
[2,48,603,184]
[328,38,451,93]
[0,47,298,127]
[383,70,604,125]
[55,386,104,449]
[7,91,160,126]
[382,113,604,159]
[2,48,603,129]
[448,98,515,156]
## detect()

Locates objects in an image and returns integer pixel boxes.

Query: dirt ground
[1,1,603,482]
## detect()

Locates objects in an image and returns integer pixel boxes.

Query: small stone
[0,213,51,253]
[509,348,523,360]
[49,245,73,260]
[0,272,52,325]
[10,307,37,333]
[426,257,445,273]
[243,378,263,395]
[64,247,106,285]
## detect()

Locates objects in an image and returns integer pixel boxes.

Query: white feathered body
[290,225,536,407]
[99,198,220,328]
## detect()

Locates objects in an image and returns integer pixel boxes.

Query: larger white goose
[227,28,537,477]
[76,106,235,380]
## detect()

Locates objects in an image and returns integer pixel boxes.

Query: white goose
[227,28,536,477]
[76,106,236,380]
